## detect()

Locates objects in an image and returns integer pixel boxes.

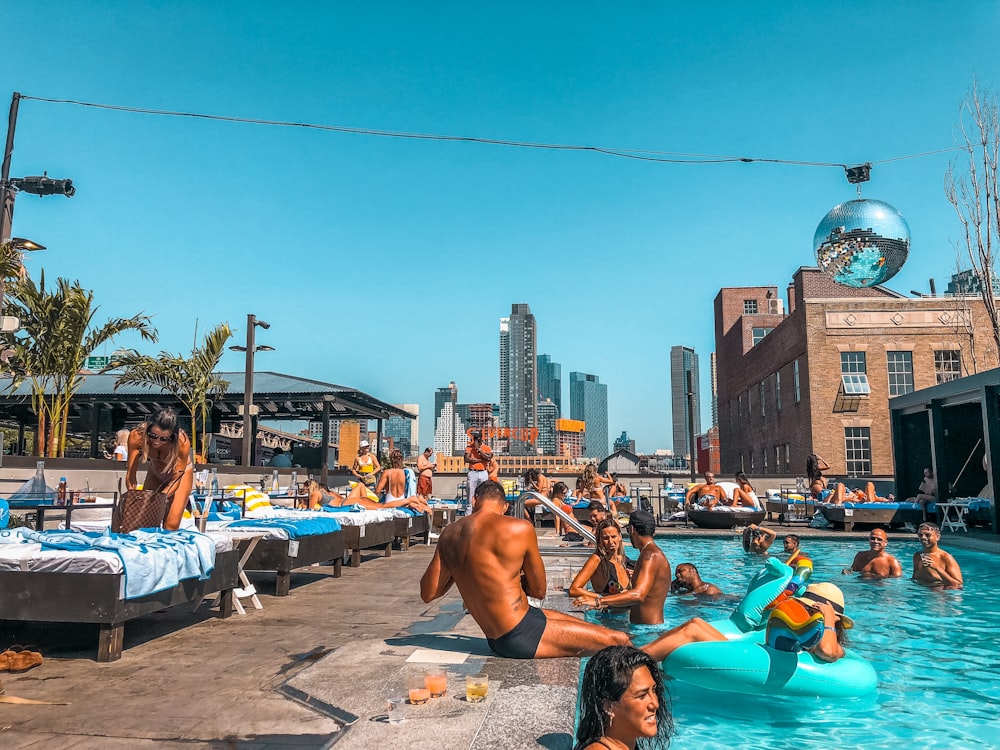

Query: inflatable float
[661,558,877,698]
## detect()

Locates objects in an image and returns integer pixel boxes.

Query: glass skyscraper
[499,303,538,455]
[537,354,562,417]
[670,346,702,458]
[569,371,608,459]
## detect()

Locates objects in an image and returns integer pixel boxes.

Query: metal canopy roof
[0,371,412,424]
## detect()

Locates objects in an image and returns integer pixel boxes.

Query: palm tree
[5,271,157,456]
[114,322,234,459]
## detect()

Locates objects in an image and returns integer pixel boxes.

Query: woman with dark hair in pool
[575,645,673,750]
[570,519,633,606]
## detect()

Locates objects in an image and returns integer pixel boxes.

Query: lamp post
[229,313,273,467]
[1,92,75,245]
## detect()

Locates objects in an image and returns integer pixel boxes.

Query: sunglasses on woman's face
[148,431,174,443]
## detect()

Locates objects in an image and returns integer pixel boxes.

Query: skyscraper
[385,404,419,457]
[537,354,562,416]
[433,382,461,456]
[569,372,608,458]
[499,303,538,455]
[670,346,702,458]
[536,398,558,455]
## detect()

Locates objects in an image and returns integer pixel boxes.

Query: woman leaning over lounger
[125,408,194,531]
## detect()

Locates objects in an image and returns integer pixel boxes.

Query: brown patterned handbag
[112,474,177,533]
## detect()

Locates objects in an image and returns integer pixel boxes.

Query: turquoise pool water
[584,536,999,749]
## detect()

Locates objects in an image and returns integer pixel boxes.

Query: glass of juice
[465,673,489,703]
[425,668,447,697]
[407,672,430,705]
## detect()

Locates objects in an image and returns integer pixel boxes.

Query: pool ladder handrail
[511,491,596,545]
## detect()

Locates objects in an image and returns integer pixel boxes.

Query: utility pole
[0,92,22,243]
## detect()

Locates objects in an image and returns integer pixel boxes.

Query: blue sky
[3,2,999,453]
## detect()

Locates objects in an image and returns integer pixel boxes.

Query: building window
[793,359,801,403]
[728,399,733,427]
[744,299,758,315]
[763,447,768,473]
[775,370,782,411]
[751,327,774,346]
[775,445,781,473]
[784,443,790,472]
[934,350,962,384]
[887,351,914,396]
[760,381,766,417]
[840,352,871,395]
[737,394,743,425]
[844,427,872,476]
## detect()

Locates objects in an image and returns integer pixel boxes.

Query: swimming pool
[584,535,999,749]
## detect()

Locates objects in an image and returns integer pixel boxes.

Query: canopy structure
[0,371,411,475]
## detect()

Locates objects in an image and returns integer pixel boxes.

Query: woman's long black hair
[575,646,672,750]
[806,454,824,483]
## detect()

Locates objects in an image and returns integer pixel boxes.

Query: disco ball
[813,199,910,288]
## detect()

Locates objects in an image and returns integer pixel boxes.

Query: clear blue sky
[3,2,999,453]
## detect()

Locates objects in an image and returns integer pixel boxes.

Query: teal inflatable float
[661,558,877,698]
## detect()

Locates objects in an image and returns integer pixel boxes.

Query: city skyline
[5,5,998,455]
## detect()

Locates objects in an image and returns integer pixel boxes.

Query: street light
[1,93,75,245]
[0,236,45,340]
[229,313,273,467]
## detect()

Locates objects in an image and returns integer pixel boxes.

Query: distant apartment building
[537,398,558,455]
[384,404,419,457]
[670,346,702,458]
[945,268,1000,296]
[555,418,587,459]
[715,267,997,478]
[710,352,718,427]
[537,354,562,416]
[613,431,636,454]
[499,304,538,455]
[433,382,465,456]
[570,372,608,458]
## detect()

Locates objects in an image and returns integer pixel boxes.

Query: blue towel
[19,528,215,599]
[226,516,342,538]
[321,504,364,513]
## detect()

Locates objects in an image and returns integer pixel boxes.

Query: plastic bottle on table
[290,470,298,496]
[271,469,279,493]
[57,477,67,505]
[210,468,219,496]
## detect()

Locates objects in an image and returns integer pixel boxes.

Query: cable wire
[19,93,962,170]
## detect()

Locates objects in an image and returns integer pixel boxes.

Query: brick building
[715,267,997,479]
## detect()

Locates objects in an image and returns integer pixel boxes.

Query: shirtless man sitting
[670,562,722,598]
[685,472,728,510]
[912,522,963,590]
[420,480,629,658]
[577,510,670,625]
[842,528,901,579]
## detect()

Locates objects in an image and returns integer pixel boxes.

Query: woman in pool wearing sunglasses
[125,408,194,530]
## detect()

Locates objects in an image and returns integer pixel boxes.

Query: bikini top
[599,557,631,595]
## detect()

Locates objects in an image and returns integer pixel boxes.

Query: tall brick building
[715,267,997,479]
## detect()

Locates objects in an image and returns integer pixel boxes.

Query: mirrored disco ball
[813,199,910,288]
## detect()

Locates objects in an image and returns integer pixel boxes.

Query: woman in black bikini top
[569,520,632,606]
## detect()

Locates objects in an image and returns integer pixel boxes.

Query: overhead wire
[18,93,966,171]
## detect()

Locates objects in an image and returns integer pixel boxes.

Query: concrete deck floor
[1,522,996,749]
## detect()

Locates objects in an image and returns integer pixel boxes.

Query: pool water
[582,535,1000,749]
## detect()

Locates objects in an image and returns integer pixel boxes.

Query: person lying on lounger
[420,480,630,659]
[827,482,894,505]
[304,479,430,514]
[685,472,728,509]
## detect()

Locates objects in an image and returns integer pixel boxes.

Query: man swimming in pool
[911,522,963,589]
[420,480,629,659]
[670,562,722,598]
[842,528,901,579]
